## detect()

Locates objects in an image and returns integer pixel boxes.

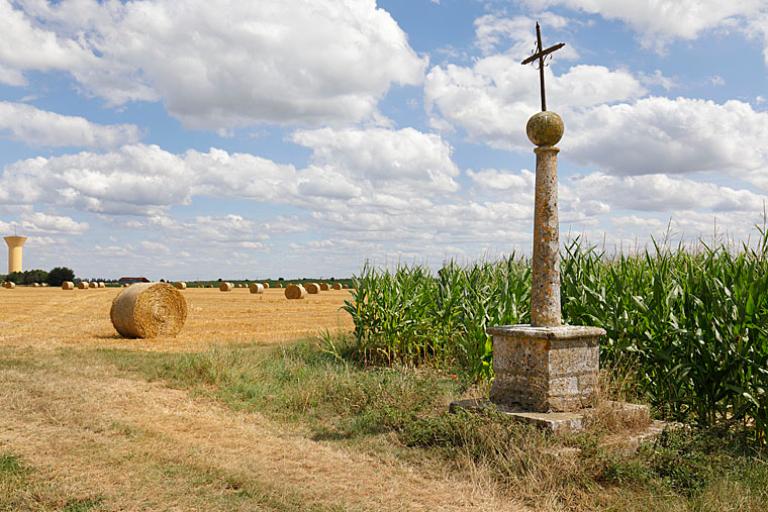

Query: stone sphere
[526,111,564,147]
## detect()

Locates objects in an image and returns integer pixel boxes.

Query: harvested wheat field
[0,285,524,512]
[0,286,353,352]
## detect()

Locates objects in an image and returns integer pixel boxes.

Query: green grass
[61,497,103,512]
[99,341,464,440]
[0,454,24,478]
[96,340,768,511]
[0,452,31,512]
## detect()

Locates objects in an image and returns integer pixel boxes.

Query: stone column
[526,111,564,327]
[531,145,561,327]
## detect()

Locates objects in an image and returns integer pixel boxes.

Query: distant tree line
[1,267,75,286]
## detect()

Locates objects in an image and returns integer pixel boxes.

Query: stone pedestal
[488,324,604,413]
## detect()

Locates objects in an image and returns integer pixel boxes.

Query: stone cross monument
[487,23,605,414]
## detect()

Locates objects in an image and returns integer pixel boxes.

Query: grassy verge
[95,339,768,511]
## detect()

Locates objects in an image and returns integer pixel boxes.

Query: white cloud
[425,55,645,149]
[0,126,460,218]
[0,144,190,215]
[185,148,298,201]
[748,12,768,65]
[1,211,88,235]
[20,212,88,234]
[467,168,535,192]
[292,127,460,195]
[709,75,726,86]
[140,240,170,254]
[0,0,93,86]
[566,173,768,213]
[426,46,768,183]
[638,70,677,91]
[567,97,768,178]
[0,101,141,148]
[6,0,427,130]
[522,0,764,50]
[469,167,767,219]
[474,12,577,59]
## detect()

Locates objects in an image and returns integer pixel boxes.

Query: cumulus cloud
[426,49,768,183]
[4,211,89,234]
[23,212,88,234]
[0,0,93,86]
[0,101,141,148]
[468,167,767,220]
[425,55,645,149]
[566,173,768,213]
[292,127,460,195]
[467,168,535,192]
[0,144,190,215]
[0,127,461,216]
[5,0,427,129]
[748,13,768,65]
[186,149,298,200]
[522,0,764,50]
[567,97,768,177]
[474,12,577,58]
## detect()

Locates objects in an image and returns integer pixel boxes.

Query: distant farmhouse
[118,276,150,285]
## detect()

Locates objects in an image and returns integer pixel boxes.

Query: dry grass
[0,347,521,512]
[0,287,353,353]
[0,286,519,511]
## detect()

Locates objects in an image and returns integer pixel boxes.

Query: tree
[47,267,75,286]
[7,269,48,285]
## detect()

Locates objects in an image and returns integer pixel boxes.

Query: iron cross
[521,22,565,112]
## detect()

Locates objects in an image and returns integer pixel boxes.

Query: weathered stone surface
[531,145,561,327]
[526,110,564,147]
[488,324,604,413]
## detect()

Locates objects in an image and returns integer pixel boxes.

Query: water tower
[4,236,27,274]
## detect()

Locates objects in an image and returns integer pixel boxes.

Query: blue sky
[1,0,768,280]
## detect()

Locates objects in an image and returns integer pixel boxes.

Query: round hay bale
[42,283,49,287]
[305,282,320,294]
[97,282,106,288]
[278,283,283,288]
[285,284,307,300]
[174,281,187,290]
[3,282,15,289]
[319,283,330,291]
[78,282,89,289]
[89,282,97,289]
[33,282,40,287]
[332,283,342,290]
[249,283,264,294]
[263,282,270,289]
[110,282,188,339]
[62,281,75,290]
[219,282,233,292]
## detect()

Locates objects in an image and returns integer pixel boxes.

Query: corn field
[343,233,768,442]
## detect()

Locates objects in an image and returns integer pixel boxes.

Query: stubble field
[1,286,521,512]
[0,286,354,352]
